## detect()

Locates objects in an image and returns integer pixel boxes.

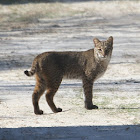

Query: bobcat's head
[93,36,113,61]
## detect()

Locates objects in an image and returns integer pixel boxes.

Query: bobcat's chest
[94,58,110,81]
[94,69,105,81]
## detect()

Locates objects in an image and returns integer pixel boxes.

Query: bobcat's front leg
[82,78,98,110]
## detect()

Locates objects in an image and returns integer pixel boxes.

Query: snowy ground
[0,1,140,139]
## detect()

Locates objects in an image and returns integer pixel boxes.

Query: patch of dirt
[0,1,140,139]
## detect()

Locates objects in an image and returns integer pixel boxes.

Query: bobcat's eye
[98,49,102,51]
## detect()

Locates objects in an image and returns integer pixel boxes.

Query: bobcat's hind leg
[46,88,62,113]
[32,77,46,115]
[45,76,62,113]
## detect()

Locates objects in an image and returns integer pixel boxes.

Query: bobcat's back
[25,50,95,79]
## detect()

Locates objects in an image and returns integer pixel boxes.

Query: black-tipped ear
[93,38,100,46]
[107,36,113,46]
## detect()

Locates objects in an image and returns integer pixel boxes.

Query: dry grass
[0,1,140,29]
[0,2,83,30]
[0,3,80,23]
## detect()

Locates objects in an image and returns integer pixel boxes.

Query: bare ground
[0,1,140,140]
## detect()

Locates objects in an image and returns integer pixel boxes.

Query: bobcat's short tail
[24,60,38,77]
[24,70,35,77]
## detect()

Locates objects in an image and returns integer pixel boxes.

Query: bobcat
[24,36,113,115]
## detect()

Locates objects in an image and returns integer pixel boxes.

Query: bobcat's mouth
[97,53,106,59]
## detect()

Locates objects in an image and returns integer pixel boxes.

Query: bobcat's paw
[57,108,62,112]
[53,108,62,113]
[34,110,43,115]
[85,104,98,110]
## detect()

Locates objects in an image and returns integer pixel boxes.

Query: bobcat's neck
[92,51,112,81]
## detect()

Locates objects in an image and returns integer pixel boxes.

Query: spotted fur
[24,36,113,115]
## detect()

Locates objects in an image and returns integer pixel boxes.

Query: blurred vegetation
[0,0,93,5]
[0,0,139,5]
[0,0,139,30]
[0,1,83,29]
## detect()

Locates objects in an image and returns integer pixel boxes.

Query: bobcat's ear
[93,38,100,46]
[107,36,113,46]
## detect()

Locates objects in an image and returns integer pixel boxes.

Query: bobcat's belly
[63,71,82,79]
